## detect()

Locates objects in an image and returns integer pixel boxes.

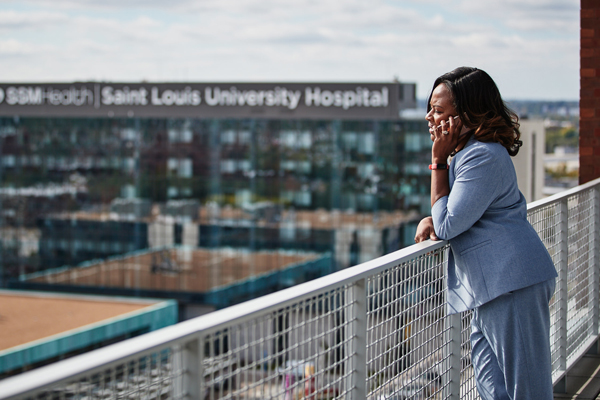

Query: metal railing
[0,177,598,400]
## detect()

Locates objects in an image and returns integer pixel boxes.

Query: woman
[414,67,557,400]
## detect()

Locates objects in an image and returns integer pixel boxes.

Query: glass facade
[0,116,430,279]
[0,82,431,300]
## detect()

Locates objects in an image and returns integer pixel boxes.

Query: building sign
[0,82,416,120]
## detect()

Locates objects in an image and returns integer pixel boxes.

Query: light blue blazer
[432,137,557,314]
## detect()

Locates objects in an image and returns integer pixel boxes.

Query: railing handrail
[1,178,599,399]
[0,239,447,398]
[527,177,600,212]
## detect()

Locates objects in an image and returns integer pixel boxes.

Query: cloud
[0,38,38,55]
[0,10,68,29]
[0,0,192,10]
[0,0,579,99]
[71,15,165,44]
[456,0,579,34]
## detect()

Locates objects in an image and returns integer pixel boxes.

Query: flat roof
[0,290,163,351]
[45,207,420,230]
[26,248,321,292]
[200,208,420,229]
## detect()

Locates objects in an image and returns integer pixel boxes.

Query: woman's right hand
[431,115,462,163]
[414,216,439,243]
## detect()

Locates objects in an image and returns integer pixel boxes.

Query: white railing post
[444,312,462,400]
[345,278,367,398]
[173,337,203,399]
[553,197,569,392]
[589,185,600,342]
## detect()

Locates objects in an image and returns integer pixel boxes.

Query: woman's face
[425,83,458,138]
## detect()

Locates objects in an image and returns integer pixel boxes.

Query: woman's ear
[458,113,473,132]
[459,112,471,125]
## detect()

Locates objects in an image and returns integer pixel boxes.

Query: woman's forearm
[429,121,458,207]
[431,160,450,207]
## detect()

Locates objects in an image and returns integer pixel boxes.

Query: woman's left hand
[431,116,462,163]
[415,216,438,243]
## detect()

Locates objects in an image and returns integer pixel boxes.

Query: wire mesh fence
[0,178,599,400]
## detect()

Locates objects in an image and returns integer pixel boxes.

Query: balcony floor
[554,352,600,400]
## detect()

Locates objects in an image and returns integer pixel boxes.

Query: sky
[0,0,580,101]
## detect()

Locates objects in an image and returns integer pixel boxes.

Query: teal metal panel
[204,253,333,308]
[0,299,177,375]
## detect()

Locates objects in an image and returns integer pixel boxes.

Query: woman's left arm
[431,165,450,207]
[414,216,438,243]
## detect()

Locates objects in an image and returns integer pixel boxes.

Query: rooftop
[25,247,322,292]
[44,205,419,230]
[0,290,177,379]
[0,290,154,351]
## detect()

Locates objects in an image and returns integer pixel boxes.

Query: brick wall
[580,0,600,184]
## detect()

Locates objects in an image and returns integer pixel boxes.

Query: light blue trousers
[470,278,556,400]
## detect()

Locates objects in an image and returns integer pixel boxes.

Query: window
[181,129,193,143]
[299,131,312,149]
[280,131,311,149]
[342,132,358,150]
[121,128,137,141]
[281,160,295,171]
[294,190,311,206]
[280,131,296,148]
[235,189,252,206]
[83,156,93,169]
[297,161,311,173]
[358,163,374,179]
[96,157,107,168]
[168,129,193,143]
[357,193,375,210]
[121,184,136,199]
[111,157,121,169]
[405,133,421,152]
[167,186,178,198]
[179,159,193,178]
[123,157,135,173]
[239,130,252,144]
[238,160,251,172]
[220,159,236,173]
[57,157,68,169]
[167,158,192,177]
[221,130,236,144]
[404,163,428,175]
[358,132,375,154]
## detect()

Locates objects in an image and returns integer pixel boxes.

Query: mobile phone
[436,115,459,129]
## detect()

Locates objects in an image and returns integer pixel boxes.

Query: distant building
[0,81,430,282]
[543,146,579,195]
[512,119,546,202]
